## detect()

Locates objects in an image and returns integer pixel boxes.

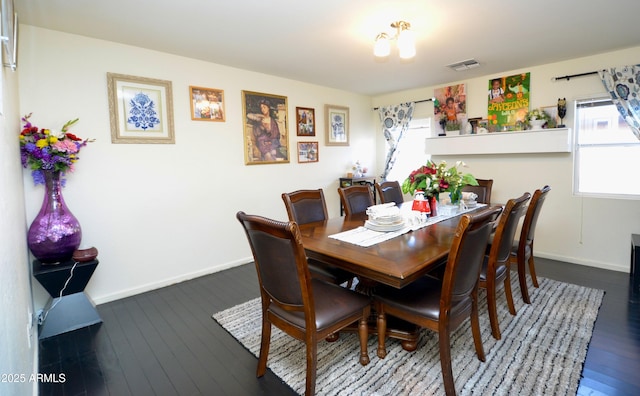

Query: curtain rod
[553,70,601,81]
[372,97,434,111]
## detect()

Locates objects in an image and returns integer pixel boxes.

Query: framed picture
[325,104,349,146]
[477,119,489,134]
[189,86,225,121]
[297,141,319,163]
[296,107,315,136]
[541,105,558,128]
[242,90,289,164]
[107,73,175,144]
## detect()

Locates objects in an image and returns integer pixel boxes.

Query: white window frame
[573,97,640,200]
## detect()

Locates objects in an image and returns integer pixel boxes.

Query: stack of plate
[365,203,405,231]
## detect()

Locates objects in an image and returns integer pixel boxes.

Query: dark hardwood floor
[38,257,640,396]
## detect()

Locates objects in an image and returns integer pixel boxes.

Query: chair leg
[358,311,370,365]
[305,342,317,396]
[376,304,387,359]
[504,270,517,316]
[514,254,531,304]
[438,330,456,396]
[486,278,501,340]
[528,254,539,288]
[470,291,486,362]
[257,318,272,377]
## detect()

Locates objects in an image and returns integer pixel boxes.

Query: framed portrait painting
[296,107,315,136]
[242,90,289,164]
[297,141,319,163]
[189,86,225,121]
[325,104,349,146]
[107,73,175,144]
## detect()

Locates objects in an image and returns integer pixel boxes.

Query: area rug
[213,276,604,396]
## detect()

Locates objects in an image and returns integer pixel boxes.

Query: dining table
[299,202,489,350]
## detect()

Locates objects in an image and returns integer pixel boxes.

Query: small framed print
[296,107,315,136]
[107,72,175,144]
[189,86,225,121]
[541,105,558,128]
[477,119,489,134]
[325,104,349,146]
[297,141,319,163]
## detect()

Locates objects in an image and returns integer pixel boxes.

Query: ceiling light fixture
[374,21,415,60]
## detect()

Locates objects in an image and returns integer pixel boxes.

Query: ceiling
[15,0,640,96]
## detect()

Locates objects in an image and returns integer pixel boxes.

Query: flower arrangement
[524,108,551,125]
[19,113,93,184]
[402,160,478,202]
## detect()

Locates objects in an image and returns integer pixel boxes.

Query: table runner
[329,203,486,247]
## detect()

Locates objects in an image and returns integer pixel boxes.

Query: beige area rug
[213,276,604,396]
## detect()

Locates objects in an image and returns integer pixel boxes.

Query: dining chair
[338,185,374,216]
[281,189,354,287]
[511,185,551,304]
[462,178,494,204]
[236,211,371,396]
[373,205,503,396]
[480,192,530,340]
[375,180,404,206]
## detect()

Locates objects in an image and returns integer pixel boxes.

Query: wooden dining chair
[236,211,370,396]
[281,189,354,287]
[511,185,551,304]
[373,206,503,396]
[480,192,530,340]
[462,178,494,204]
[375,180,404,206]
[338,185,374,216]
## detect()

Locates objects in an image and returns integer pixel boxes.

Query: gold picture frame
[189,86,225,122]
[107,73,175,144]
[242,90,289,164]
[325,104,349,146]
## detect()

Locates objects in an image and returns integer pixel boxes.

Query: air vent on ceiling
[446,59,480,71]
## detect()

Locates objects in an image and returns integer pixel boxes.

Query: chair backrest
[443,206,503,304]
[338,185,374,216]
[488,192,531,266]
[462,178,494,204]
[236,211,312,312]
[281,189,329,225]
[375,181,404,205]
[521,185,551,244]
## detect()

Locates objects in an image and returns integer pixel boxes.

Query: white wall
[373,46,640,273]
[19,26,376,304]
[0,52,38,394]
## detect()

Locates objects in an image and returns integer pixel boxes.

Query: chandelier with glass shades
[373,20,416,59]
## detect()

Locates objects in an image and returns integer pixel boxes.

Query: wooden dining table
[299,203,484,350]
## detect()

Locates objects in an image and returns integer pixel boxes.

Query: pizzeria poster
[487,72,530,131]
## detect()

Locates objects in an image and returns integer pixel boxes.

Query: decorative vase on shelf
[27,170,82,264]
[529,119,546,130]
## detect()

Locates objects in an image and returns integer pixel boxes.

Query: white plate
[364,220,406,232]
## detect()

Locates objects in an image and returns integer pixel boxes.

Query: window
[386,118,430,184]
[574,98,640,198]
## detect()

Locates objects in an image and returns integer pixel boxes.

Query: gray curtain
[599,65,640,140]
[378,102,415,181]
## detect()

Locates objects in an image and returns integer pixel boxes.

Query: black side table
[33,259,102,339]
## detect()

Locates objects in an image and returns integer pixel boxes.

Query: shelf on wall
[425,128,572,155]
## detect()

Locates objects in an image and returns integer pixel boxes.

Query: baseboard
[535,251,628,273]
[92,257,253,305]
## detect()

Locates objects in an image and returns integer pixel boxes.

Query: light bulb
[397,28,416,59]
[374,33,390,57]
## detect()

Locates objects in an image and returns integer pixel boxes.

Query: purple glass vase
[27,170,82,264]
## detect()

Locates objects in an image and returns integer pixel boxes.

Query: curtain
[599,65,640,140]
[379,102,415,181]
